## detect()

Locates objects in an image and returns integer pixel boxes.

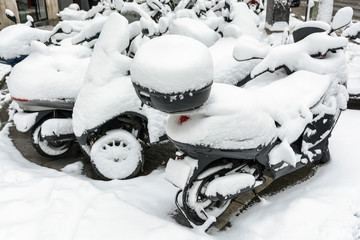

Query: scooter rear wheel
[90,129,143,180]
[182,168,232,226]
[31,120,73,158]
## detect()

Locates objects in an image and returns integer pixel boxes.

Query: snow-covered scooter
[73,13,168,180]
[8,42,91,158]
[131,17,349,227]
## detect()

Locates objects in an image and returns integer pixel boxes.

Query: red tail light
[11,96,28,102]
[179,115,190,124]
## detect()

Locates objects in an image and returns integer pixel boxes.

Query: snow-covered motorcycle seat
[7,42,91,105]
[0,24,51,61]
[166,70,344,151]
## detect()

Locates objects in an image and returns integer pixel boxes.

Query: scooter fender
[165,152,199,190]
[40,118,74,138]
[13,111,39,132]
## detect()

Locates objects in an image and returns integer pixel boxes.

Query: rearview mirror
[331,7,353,31]
[233,37,270,61]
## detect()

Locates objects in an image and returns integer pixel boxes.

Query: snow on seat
[166,70,335,150]
[7,41,91,102]
[0,24,51,60]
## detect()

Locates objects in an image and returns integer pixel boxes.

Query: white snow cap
[7,42,91,101]
[85,12,131,85]
[233,36,270,61]
[342,22,360,39]
[331,7,353,30]
[168,18,220,47]
[5,9,15,17]
[0,25,51,59]
[131,35,213,93]
[251,32,348,77]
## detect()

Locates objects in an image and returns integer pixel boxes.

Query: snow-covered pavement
[0,109,359,240]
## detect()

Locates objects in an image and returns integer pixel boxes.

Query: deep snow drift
[0,110,359,240]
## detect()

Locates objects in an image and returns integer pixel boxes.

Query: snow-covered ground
[0,108,359,240]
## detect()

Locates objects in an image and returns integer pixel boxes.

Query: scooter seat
[7,43,91,102]
[166,70,339,150]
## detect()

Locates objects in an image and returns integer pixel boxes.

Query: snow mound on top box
[131,35,213,94]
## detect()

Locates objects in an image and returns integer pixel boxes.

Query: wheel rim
[32,125,72,157]
[90,129,143,180]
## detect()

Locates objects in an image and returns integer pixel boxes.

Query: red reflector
[11,96,28,102]
[179,115,190,124]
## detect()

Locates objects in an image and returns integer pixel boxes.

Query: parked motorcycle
[0,12,50,66]
[73,13,168,180]
[131,21,349,228]
[8,42,91,157]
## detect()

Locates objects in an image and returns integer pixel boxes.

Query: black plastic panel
[132,83,212,113]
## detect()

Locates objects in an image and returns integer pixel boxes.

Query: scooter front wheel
[90,129,143,180]
[31,122,73,158]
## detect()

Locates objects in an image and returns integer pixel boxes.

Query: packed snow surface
[131,35,213,93]
[0,110,359,240]
[166,70,335,150]
[7,42,91,101]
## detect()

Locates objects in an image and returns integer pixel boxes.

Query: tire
[90,129,143,180]
[31,119,74,158]
[319,148,331,164]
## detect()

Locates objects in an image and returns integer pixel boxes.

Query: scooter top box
[131,35,214,113]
